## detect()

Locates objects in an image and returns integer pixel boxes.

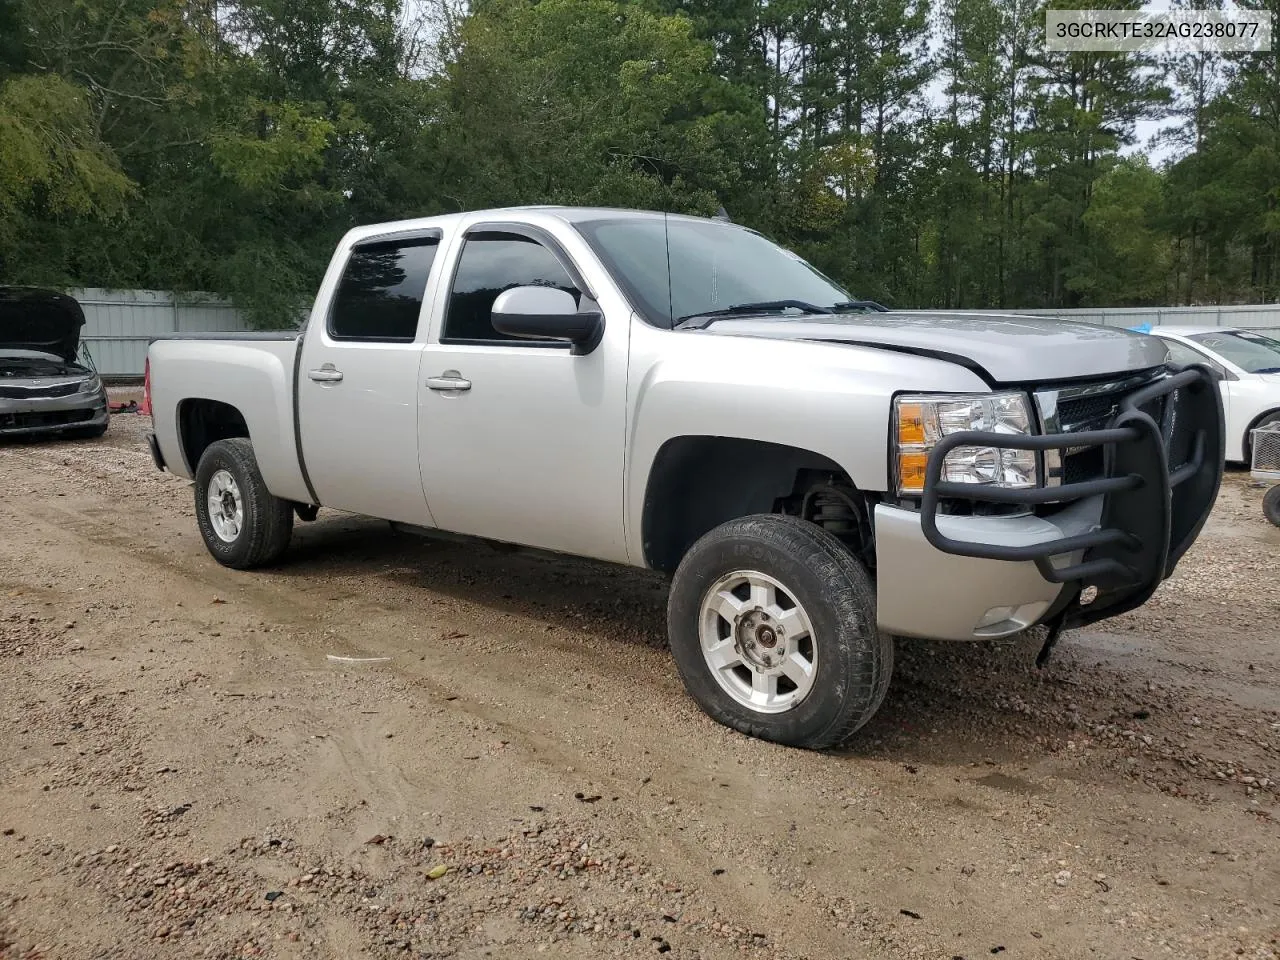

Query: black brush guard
[918,366,1224,629]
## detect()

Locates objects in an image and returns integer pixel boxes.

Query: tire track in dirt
[2,416,1277,959]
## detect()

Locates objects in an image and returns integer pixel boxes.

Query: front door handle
[426,373,472,392]
[308,365,344,383]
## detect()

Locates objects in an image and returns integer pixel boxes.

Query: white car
[1154,327,1280,463]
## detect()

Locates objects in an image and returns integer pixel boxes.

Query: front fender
[622,325,989,566]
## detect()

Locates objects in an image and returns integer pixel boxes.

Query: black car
[0,286,109,439]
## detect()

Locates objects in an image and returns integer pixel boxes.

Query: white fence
[75,288,251,378]
[70,287,1280,378]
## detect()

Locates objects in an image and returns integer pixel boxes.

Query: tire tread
[194,438,293,569]
[668,513,892,750]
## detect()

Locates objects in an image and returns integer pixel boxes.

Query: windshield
[574,217,851,326]
[1189,330,1280,373]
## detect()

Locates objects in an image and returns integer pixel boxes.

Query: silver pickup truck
[145,206,1225,749]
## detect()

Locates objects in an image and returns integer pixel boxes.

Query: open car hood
[0,287,86,364]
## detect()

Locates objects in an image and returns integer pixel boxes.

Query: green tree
[928,0,1009,306]
[0,71,130,280]
[1,0,1275,316]
[428,0,759,216]
[1019,0,1169,306]
[1080,157,1173,304]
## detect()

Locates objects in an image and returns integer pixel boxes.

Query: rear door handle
[308,366,344,383]
[426,374,472,392]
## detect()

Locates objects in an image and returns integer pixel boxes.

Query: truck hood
[0,287,86,364]
[697,311,1170,385]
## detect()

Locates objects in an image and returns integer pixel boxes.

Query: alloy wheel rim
[207,469,244,543]
[698,569,817,714]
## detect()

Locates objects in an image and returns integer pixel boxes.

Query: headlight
[78,374,103,395]
[893,392,1039,496]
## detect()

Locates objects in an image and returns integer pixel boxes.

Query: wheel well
[641,436,876,573]
[178,399,249,473]
[1245,407,1280,455]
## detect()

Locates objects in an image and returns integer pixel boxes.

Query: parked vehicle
[1153,327,1280,464]
[0,287,109,439]
[144,207,1225,748]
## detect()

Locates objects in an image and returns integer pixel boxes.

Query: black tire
[194,438,293,569]
[667,514,893,750]
[1245,411,1280,464]
[1264,486,1280,528]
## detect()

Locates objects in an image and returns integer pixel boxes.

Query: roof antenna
[713,205,731,222]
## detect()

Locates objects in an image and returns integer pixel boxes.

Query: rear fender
[148,338,309,502]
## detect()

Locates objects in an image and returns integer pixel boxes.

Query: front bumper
[875,366,1224,641]
[0,390,109,437]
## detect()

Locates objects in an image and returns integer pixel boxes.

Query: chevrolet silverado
[144,207,1225,748]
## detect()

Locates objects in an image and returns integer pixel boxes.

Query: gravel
[0,409,1276,959]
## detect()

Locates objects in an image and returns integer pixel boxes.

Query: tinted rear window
[329,237,439,341]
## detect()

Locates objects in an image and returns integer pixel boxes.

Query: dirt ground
[1,409,1277,960]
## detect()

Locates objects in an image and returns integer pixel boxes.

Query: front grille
[1062,446,1104,485]
[0,408,93,430]
[1039,372,1168,486]
[0,382,80,399]
[1058,392,1118,430]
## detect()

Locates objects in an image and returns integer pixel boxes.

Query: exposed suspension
[799,479,875,570]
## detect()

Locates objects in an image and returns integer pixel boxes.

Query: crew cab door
[297,230,441,525]
[417,223,628,562]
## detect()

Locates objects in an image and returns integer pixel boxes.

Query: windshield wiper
[1253,366,1280,374]
[674,300,833,329]
[831,299,891,313]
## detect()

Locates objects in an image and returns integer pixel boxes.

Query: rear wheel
[667,514,892,749]
[194,438,293,569]
[1264,485,1280,528]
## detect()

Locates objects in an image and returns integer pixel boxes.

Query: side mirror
[491,286,603,354]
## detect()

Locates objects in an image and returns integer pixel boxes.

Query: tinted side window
[443,232,578,342]
[329,237,439,341]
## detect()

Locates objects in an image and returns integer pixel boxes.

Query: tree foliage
[0,0,1277,324]
[429,0,746,214]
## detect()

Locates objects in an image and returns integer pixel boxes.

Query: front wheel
[1264,485,1280,528]
[667,514,892,749]
[194,438,293,569]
